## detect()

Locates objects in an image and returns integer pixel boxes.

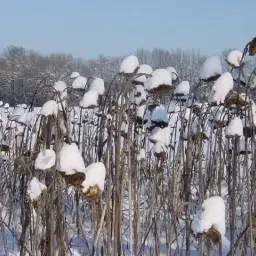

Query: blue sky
[0,0,255,59]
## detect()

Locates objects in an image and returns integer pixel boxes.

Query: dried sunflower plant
[0,38,255,256]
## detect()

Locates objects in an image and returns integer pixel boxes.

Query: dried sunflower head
[84,184,101,200]
[249,37,256,56]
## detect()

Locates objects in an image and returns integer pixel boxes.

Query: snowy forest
[0,38,256,256]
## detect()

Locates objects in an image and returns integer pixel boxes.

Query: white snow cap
[199,56,223,81]
[89,78,105,95]
[28,177,47,201]
[226,116,243,137]
[0,101,3,107]
[120,55,139,74]
[209,72,233,105]
[41,100,58,117]
[227,50,244,68]
[166,66,178,81]
[149,126,170,144]
[72,76,87,89]
[4,103,9,109]
[145,69,172,91]
[174,81,190,96]
[81,162,106,193]
[34,149,56,171]
[151,105,169,124]
[192,196,226,236]
[79,90,99,108]
[58,143,86,175]
[54,81,67,92]
[70,71,80,79]
[134,64,153,83]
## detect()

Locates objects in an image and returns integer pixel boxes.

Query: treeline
[0,46,208,106]
[2,45,253,106]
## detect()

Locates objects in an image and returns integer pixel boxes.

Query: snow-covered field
[0,45,256,255]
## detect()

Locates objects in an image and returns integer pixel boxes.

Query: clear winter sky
[0,0,255,59]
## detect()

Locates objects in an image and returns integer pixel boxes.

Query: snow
[166,66,178,81]
[34,149,56,170]
[183,117,199,139]
[227,50,244,68]
[58,143,86,175]
[17,110,34,127]
[184,107,192,121]
[136,104,146,119]
[174,81,190,96]
[220,181,228,198]
[41,100,58,117]
[4,103,9,108]
[72,76,87,89]
[199,56,223,81]
[79,90,99,108]
[0,100,3,107]
[226,116,243,137]
[120,55,139,74]
[239,137,251,153]
[154,141,168,154]
[117,94,126,106]
[54,81,67,92]
[57,97,67,111]
[209,72,233,105]
[6,121,16,129]
[134,64,153,83]
[144,69,172,91]
[121,120,128,134]
[248,74,256,88]
[15,124,25,136]
[192,196,226,236]
[57,90,68,103]
[143,107,152,124]
[151,105,168,124]
[27,177,47,201]
[81,162,106,193]
[105,113,112,120]
[68,248,82,256]
[251,101,256,126]
[132,84,147,105]
[149,126,171,144]
[137,148,146,161]
[9,106,25,121]
[89,77,105,95]
[70,71,80,79]
[167,101,182,113]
